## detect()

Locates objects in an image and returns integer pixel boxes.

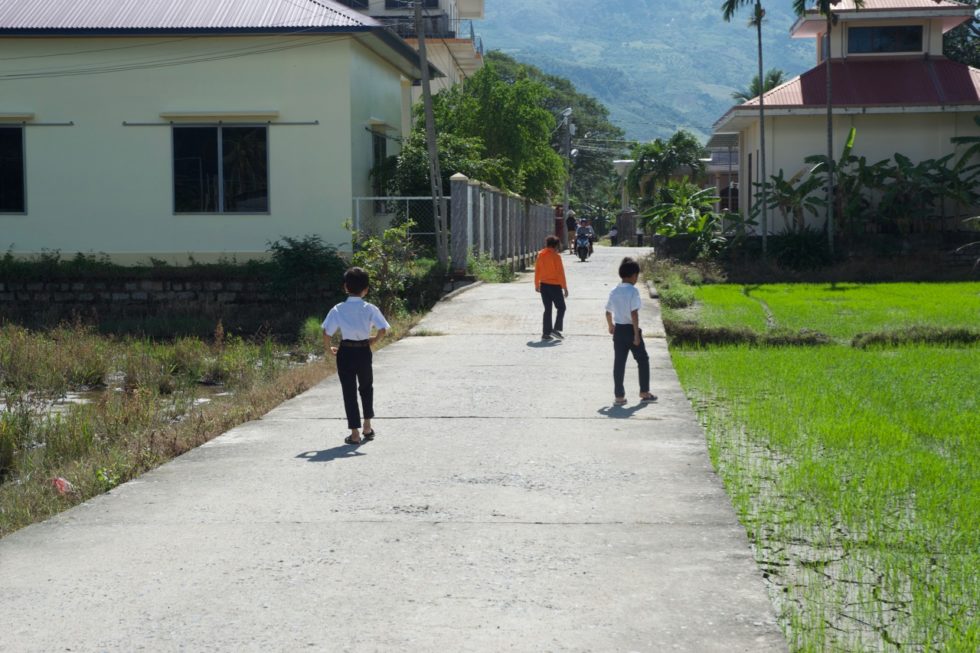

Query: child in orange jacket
[534,235,568,340]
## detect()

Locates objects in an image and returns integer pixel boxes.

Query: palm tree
[732,68,786,103]
[792,0,864,256]
[723,0,769,260]
[627,130,707,209]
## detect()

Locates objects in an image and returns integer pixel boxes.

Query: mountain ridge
[479,0,816,142]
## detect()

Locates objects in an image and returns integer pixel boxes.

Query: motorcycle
[575,234,592,262]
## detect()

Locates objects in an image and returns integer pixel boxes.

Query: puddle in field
[1,383,236,417]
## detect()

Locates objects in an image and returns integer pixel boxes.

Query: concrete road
[0,246,785,652]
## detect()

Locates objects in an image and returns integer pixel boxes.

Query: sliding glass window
[173,125,268,213]
[0,126,25,213]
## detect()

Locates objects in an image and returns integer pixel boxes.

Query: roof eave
[0,25,376,37]
[359,28,444,81]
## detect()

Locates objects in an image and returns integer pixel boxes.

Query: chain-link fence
[352,196,440,253]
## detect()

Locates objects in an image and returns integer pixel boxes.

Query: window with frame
[372,130,387,197]
[0,126,25,213]
[848,25,923,54]
[173,125,269,213]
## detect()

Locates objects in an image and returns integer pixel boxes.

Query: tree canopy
[627,130,707,209]
[732,68,786,103]
[389,60,564,203]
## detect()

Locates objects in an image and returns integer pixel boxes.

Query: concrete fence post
[450,173,469,274]
[478,186,486,255]
[493,192,503,261]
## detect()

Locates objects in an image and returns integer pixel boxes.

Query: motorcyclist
[576,219,595,256]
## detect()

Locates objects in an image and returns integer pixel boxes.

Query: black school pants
[539,283,566,336]
[337,343,374,429]
[613,324,650,398]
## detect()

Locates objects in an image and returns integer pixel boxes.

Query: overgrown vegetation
[467,253,516,283]
[662,275,980,650]
[0,226,446,537]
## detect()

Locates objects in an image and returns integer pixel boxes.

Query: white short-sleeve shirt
[605,282,642,325]
[322,297,390,341]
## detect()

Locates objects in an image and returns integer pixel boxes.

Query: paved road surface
[0,246,785,652]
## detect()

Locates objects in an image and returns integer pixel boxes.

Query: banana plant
[753,169,825,233]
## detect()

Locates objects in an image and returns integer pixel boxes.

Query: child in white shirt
[322,267,390,445]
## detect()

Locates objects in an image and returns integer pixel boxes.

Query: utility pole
[415,1,448,264]
[754,1,768,261]
[561,108,573,228]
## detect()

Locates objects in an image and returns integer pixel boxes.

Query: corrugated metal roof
[742,58,980,107]
[0,0,379,32]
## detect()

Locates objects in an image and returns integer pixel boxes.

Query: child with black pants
[322,267,390,445]
[605,257,657,406]
[534,235,569,340]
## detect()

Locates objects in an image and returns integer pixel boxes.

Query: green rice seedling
[672,344,979,650]
[677,282,980,342]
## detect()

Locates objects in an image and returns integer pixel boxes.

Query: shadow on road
[596,403,652,419]
[526,340,562,348]
[296,444,367,463]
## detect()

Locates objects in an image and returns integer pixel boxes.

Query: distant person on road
[565,209,577,253]
[635,223,644,247]
[576,218,596,256]
[534,235,568,341]
[322,266,390,446]
[605,257,657,406]
[608,225,619,246]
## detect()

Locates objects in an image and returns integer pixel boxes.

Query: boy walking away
[322,267,390,446]
[534,235,568,341]
[605,257,657,406]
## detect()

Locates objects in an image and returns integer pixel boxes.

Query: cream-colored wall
[738,111,980,230]
[349,40,406,200]
[0,34,413,261]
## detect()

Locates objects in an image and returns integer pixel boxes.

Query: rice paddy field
[665,282,979,651]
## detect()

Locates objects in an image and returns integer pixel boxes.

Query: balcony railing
[380,17,484,50]
[385,0,439,9]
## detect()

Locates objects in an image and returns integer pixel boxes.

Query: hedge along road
[0,245,785,652]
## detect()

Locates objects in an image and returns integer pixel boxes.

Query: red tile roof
[0,0,377,32]
[826,0,971,10]
[743,58,980,108]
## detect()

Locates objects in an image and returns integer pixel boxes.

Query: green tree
[426,63,565,202]
[732,68,786,103]
[943,0,979,68]
[724,0,771,259]
[387,131,509,197]
[626,130,706,208]
[484,51,626,212]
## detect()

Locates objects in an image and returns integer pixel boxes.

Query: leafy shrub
[267,235,346,295]
[351,220,429,317]
[658,280,696,309]
[467,253,514,283]
[769,227,834,270]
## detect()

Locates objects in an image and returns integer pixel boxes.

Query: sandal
[344,435,362,446]
[614,397,628,406]
[362,430,376,442]
[640,393,658,402]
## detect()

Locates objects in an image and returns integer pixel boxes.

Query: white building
[712,0,980,230]
[0,0,433,262]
